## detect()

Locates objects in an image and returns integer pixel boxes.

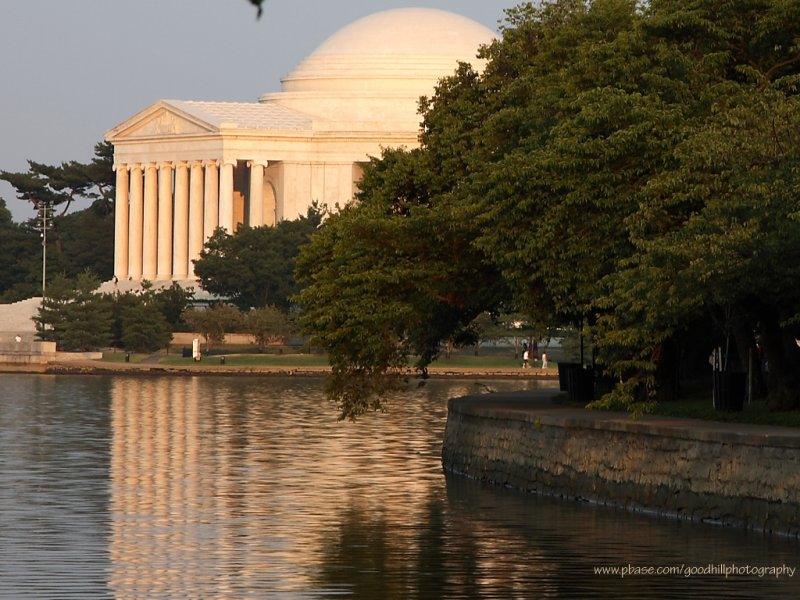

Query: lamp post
[37,200,52,304]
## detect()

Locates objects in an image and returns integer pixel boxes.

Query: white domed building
[105,8,496,285]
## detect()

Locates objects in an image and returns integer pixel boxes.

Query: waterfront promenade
[442,389,800,538]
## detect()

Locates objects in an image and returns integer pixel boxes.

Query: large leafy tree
[295,152,507,418]
[194,205,323,311]
[296,0,800,416]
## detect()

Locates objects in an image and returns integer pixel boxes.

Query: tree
[1,141,115,216]
[182,304,243,350]
[246,306,293,351]
[108,283,185,353]
[120,302,172,353]
[35,271,113,351]
[296,0,800,416]
[150,282,195,330]
[0,142,115,285]
[194,204,323,311]
[295,147,507,419]
[0,198,40,302]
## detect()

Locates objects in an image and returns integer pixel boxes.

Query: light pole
[37,200,52,304]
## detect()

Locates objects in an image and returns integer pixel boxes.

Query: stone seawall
[441,390,800,538]
[0,340,56,364]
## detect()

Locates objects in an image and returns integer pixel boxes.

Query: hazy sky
[0,0,513,222]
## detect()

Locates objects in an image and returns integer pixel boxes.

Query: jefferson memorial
[105,8,496,285]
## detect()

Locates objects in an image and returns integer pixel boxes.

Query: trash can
[220,356,226,365]
[125,352,130,363]
[565,364,594,403]
[558,362,581,391]
[713,371,746,411]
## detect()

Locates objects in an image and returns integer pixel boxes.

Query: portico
[106,100,372,283]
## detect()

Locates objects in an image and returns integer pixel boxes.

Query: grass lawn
[159,353,331,367]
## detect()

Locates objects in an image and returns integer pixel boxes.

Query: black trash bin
[558,362,581,391]
[713,371,746,411]
[565,364,594,403]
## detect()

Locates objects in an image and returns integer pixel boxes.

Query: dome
[307,8,495,61]
[258,8,497,129]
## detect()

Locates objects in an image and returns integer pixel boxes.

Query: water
[1,374,797,599]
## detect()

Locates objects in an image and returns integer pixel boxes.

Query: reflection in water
[1,374,798,599]
[107,376,483,597]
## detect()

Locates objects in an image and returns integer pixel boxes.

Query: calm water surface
[1,374,797,599]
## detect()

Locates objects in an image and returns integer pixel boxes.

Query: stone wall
[441,392,800,537]
[0,340,57,364]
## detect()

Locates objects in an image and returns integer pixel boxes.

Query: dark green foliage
[0,141,115,214]
[194,204,322,311]
[246,306,293,351]
[0,142,115,298]
[0,199,41,302]
[52,200,115,280]
[120,302,172,353]
[110,284,190,351]
[182,304,244,349]
[296,0,800,416]
[35,272,114,351]
[33,272,189,352]
[150,282,195,330]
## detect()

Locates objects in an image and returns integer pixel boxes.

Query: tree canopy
[1,141,115,216]
[0,142,115,301]
[194,204,323,311]
[296,0,800,417]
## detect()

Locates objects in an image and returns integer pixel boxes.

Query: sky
[0,0,513,222]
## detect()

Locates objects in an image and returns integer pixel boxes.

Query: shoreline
[0,359,559,380]
[442,391,800,538]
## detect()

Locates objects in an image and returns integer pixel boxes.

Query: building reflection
[106,376,439,597]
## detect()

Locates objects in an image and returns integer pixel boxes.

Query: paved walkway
[450,388,800,445]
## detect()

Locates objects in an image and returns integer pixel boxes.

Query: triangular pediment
[106,101,217,141]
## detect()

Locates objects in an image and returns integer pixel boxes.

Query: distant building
[105,8,495,285]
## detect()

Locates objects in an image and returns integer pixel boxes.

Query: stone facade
[442,392,800,537]
[0,339,57,364]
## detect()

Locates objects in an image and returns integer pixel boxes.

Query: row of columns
[114,159,268,281]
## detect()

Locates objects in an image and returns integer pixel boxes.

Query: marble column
[128,164,144,279]
[114,164,129,280]
[142,163,159,280]
[188,161,204,278]
[157,162,174,280]
[219,160,235,234]
[247,161,266,227]
[173,161,190,280]
[203,160,219,241]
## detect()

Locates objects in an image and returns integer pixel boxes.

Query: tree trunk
[759,314,800,411]
[732,323,767,399]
